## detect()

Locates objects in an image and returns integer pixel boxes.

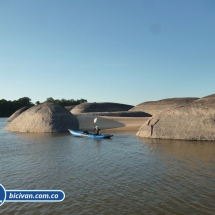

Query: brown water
[0,118,215,215]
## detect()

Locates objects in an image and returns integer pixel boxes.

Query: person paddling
[93,118,100,135]
[94,125,101,135]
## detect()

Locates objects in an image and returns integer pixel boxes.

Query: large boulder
[130,97,199,115]
[71,102,134,115]
[136,94,215,141]
[5,103,78,133]
[7,106,31,122]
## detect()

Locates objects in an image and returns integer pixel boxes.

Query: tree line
[0,97,87,117]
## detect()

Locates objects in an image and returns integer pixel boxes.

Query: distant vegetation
[0,97,87,117]
[38,97,87,106]
[0,97,33,117]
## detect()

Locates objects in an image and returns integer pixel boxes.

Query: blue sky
[0,0,215,105]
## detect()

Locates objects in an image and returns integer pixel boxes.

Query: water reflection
[137,137,215,215]
[138,137,215,162]
[94,140,102,153]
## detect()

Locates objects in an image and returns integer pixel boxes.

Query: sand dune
[77,115,150,132]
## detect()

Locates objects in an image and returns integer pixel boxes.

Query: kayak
[68,129,113,139]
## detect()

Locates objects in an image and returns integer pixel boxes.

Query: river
[0,118,214,214]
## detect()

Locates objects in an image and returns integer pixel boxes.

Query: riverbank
[76,115,149,132]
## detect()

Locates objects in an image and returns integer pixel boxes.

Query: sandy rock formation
[7,106,31,122]
[65,105,76,111]
[71,102,134,115]
[130,97,199,115]
[136,94,215,141]
[5,103,78,133]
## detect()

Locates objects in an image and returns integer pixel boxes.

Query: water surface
[0,118,214,214]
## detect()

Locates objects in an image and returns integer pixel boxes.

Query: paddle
[94,118,99,135]
[94,118,97,127]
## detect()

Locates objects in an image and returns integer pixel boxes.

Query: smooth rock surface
[7,106,31,122]
[136,94,215,141]
[130,97,199,115]
[71,102,134,114]
[65,105,76,111]
[5,104,78,133]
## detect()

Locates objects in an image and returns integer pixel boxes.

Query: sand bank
[77,115,150,132]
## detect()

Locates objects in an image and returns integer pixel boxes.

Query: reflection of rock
[71,102,134,115]
[138,138,214,162]
[7,106,31,122]
[136,94,215,141]
[5,104,78,133]
[78,111,151,117]
[130,97,198,115]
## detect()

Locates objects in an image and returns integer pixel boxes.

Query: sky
[0,0,215,105]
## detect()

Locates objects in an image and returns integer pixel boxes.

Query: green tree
[17,97,33,106]
[46,97,55,103]
[0,97,34,117]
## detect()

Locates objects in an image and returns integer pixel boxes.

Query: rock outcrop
[7,106,31,122]
[71,102,134,115]
[5,103,78,133]
[136,94,215,141]
[65,105,76,111]
[130,97,199,115]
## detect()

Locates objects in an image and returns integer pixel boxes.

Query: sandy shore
[77,115,150,132]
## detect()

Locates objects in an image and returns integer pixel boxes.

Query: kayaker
[94,126,101,135]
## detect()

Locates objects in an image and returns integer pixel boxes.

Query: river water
[0,118,215,215]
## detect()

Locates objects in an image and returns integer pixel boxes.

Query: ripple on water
[0,118,215,214]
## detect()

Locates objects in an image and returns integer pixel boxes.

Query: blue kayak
[68,129,113,139]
